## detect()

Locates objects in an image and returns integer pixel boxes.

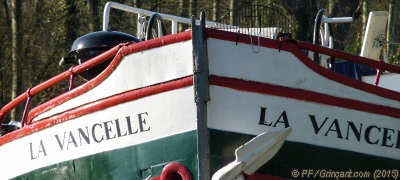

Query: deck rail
[2,31,400,129]
[103,1,218,39]
[0,46,120,129]
[1,2,400,132]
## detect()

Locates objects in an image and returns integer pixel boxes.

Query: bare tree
[190,0,197,17]
[387,0,397,55]
[87,0,100,32]
[179,0,189,31]
[361,0,369,43]
[1,0,11,109]
[213,0,221,21]
[10,0,22,121]
[65,0,78,44]
[229,0,237,25]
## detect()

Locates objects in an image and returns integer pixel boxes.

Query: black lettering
[345,121,363,141]
[126,116,138,134]
[92,123,104,143]
[104,120,116,140]
[114,119,127,137]
[259,107,272,126]
[78,127,90,146]
[309,115,329,134]
[29,142,37,160]
[38,140,47,158]
[55,132,66,150]
[365,125,381,144]
[274,111,289,128]
[381,128,395,147]
[324,119,343,139]
[67,131,78,149]
[138,112,150,132]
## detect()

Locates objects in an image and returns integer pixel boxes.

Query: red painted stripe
[26,31,192,122]
[206,28,400,102]
[210,75,400,119]
[160,162,192,180]
[0,76,193,146]
[0,46,120,126]
[1,31,192,143]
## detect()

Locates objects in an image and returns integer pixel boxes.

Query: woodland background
[0,0,399,122]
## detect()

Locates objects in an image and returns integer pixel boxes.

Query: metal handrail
[102,1,217,39]
[0,46,119,128]
[0,1,232,129]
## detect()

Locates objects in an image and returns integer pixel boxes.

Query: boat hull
[0,83,198,179]
[14,130,198,179]
[2,25,400,180]
[210,129,399,179]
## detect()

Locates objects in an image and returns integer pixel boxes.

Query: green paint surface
[15,128,400,180]
[14,131,198,180]
[209,129,400,178]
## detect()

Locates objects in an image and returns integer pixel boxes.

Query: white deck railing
[102,1,217,39]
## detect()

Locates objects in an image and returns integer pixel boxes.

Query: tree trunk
[190,0,197,17]
[387,0,396,56]
[286,0,316,42]
[10,0,22,122]
[229,0,237,25]
[328,0,335,47]
[213,0,221,21]
[1,0,10,109]
[87,0,100,32]
[361,0,369,43]
[327,0,360,50]
[2,0,10,24]
[65,0,78,45]
[179,0,189,31]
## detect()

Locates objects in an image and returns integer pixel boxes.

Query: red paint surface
[160,162,192,180]
[2,28,400,147]
[28,31,192,122]
[0,76,193,146]
[206,28,400,102]
[0,31,192,126]
[210,75,400,118]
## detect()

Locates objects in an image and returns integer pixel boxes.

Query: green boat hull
[13,131,198,180]
[13,129,399,180]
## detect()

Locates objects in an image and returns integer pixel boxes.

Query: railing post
[172,20,178,34]
[102,2,113,31]
[68,66,76,90]
[21,88,33,127]
[137,13,144,39]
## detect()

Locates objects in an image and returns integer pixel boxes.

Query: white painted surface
[363,73,400,92]
[34,40,193,121]
[212,128,292,180]
[0,87,196,180]
[360,11,388,61]
[207,86,400,161]
[207,37,400,108]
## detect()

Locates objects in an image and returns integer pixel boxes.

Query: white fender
[212,127,292,180]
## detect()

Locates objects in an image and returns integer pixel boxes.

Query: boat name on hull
[258,107,400,150]
[29,112,150,160]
